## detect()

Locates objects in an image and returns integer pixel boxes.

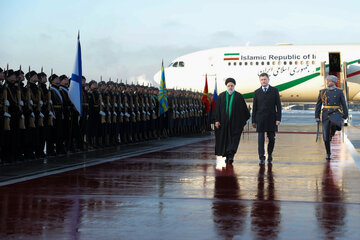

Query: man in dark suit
[215,78,250,164]
[252,73,282,165]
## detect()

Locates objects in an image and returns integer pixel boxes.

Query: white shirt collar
[262,85,269,91]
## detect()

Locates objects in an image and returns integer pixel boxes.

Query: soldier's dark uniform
[26,71,44,158]
[59,75,74,152]
[80,76,89,150]
[48,74,66,155]
[315,75,348,160]
[3,70,22,163]
[87,80,102,148]
[38,72,53,157]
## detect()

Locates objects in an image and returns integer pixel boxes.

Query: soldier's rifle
[99,93,106,124]
[47,69,54,126]
[17,65,25,129]
[3,66,10,130]
[26,66,36,128]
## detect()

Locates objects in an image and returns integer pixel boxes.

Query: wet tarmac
[1,126,360,239]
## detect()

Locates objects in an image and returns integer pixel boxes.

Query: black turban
[225,78,236,85]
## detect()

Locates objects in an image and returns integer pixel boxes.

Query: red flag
[201,74,210,114]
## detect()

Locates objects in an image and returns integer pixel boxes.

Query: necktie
[264,88,267,93]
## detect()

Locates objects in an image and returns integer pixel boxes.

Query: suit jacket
[252,86,282,132]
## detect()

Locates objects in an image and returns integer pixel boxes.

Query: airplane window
[256,62,259,65]
[295,61,298,65]
[168,62,174,67]
[250,62,253,66]
[278,61,281,65]
[234,62,237,66]
[284,61,287,65]
[272,61,276,65]
[312,61,315,65]
[261,62,264,65]
[228,62,231,66]
[179,61,185,67]
[239,62,242,66]
[289,61,292,65]
[173,62,178,67]
[306,61,309,65]
[267,62,270,65]
[245,62,248,66]
[301,61,304,65]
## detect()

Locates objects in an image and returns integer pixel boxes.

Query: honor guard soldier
[38,71,54,157]
[0,68,7,162]
[315,75,348,160]
[59,75,76,152]
[25,70,42,159]
[3,69,22,163]
[88,80,102,148]
[48,74,66,155]
[80,76,89,150]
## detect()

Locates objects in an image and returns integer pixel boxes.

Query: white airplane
[154,44,360,102]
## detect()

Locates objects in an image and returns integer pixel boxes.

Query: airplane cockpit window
[179,61,185,67]
[173,62,178,67]
[168,62,174,67]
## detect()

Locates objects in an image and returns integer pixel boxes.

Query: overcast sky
[1,0,360,85]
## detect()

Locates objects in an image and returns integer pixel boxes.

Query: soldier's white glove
[99,111,106,116]
[120,104,123,108]
[125,113,130,117]
[20,100,24,106]
[39,112,44,118]
[31,112,35,118]
[132,112,136,116]
[113,111,117,116]
[5,100,10,106]
[4,112,11,117]
[120,112,124,116]
[49,100,53,105]
[21,114,25,119]
[39,100,43,106]
[30,100,34,105]
[316,118,320,122]
[114,103,118,107]
[49,111,56,119]
[101,102,105,106]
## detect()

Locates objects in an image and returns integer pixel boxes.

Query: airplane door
[329,52,341,88]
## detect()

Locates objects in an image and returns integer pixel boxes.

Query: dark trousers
[225,134,241,159]
[258,131,275,160]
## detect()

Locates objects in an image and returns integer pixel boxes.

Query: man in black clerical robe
[215,78,250,163]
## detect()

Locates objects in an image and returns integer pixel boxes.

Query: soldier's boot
[148,131,153,139]
[153,130,157,139]
[143,132,148,140]
[133,133,138,142]
[325,141,331,160]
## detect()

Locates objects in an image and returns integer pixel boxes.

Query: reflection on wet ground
[0,129,360,239]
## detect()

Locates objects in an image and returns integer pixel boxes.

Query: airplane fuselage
[154,44,360,102]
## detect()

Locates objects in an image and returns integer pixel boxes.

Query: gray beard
[227,89,234,95]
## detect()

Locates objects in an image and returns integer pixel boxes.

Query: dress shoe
[259,159,265,165]
[326,154,331,160]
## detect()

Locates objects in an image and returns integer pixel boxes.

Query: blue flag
[211,77,218,110]
[158,60,168,115]
[69,32,82,116]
